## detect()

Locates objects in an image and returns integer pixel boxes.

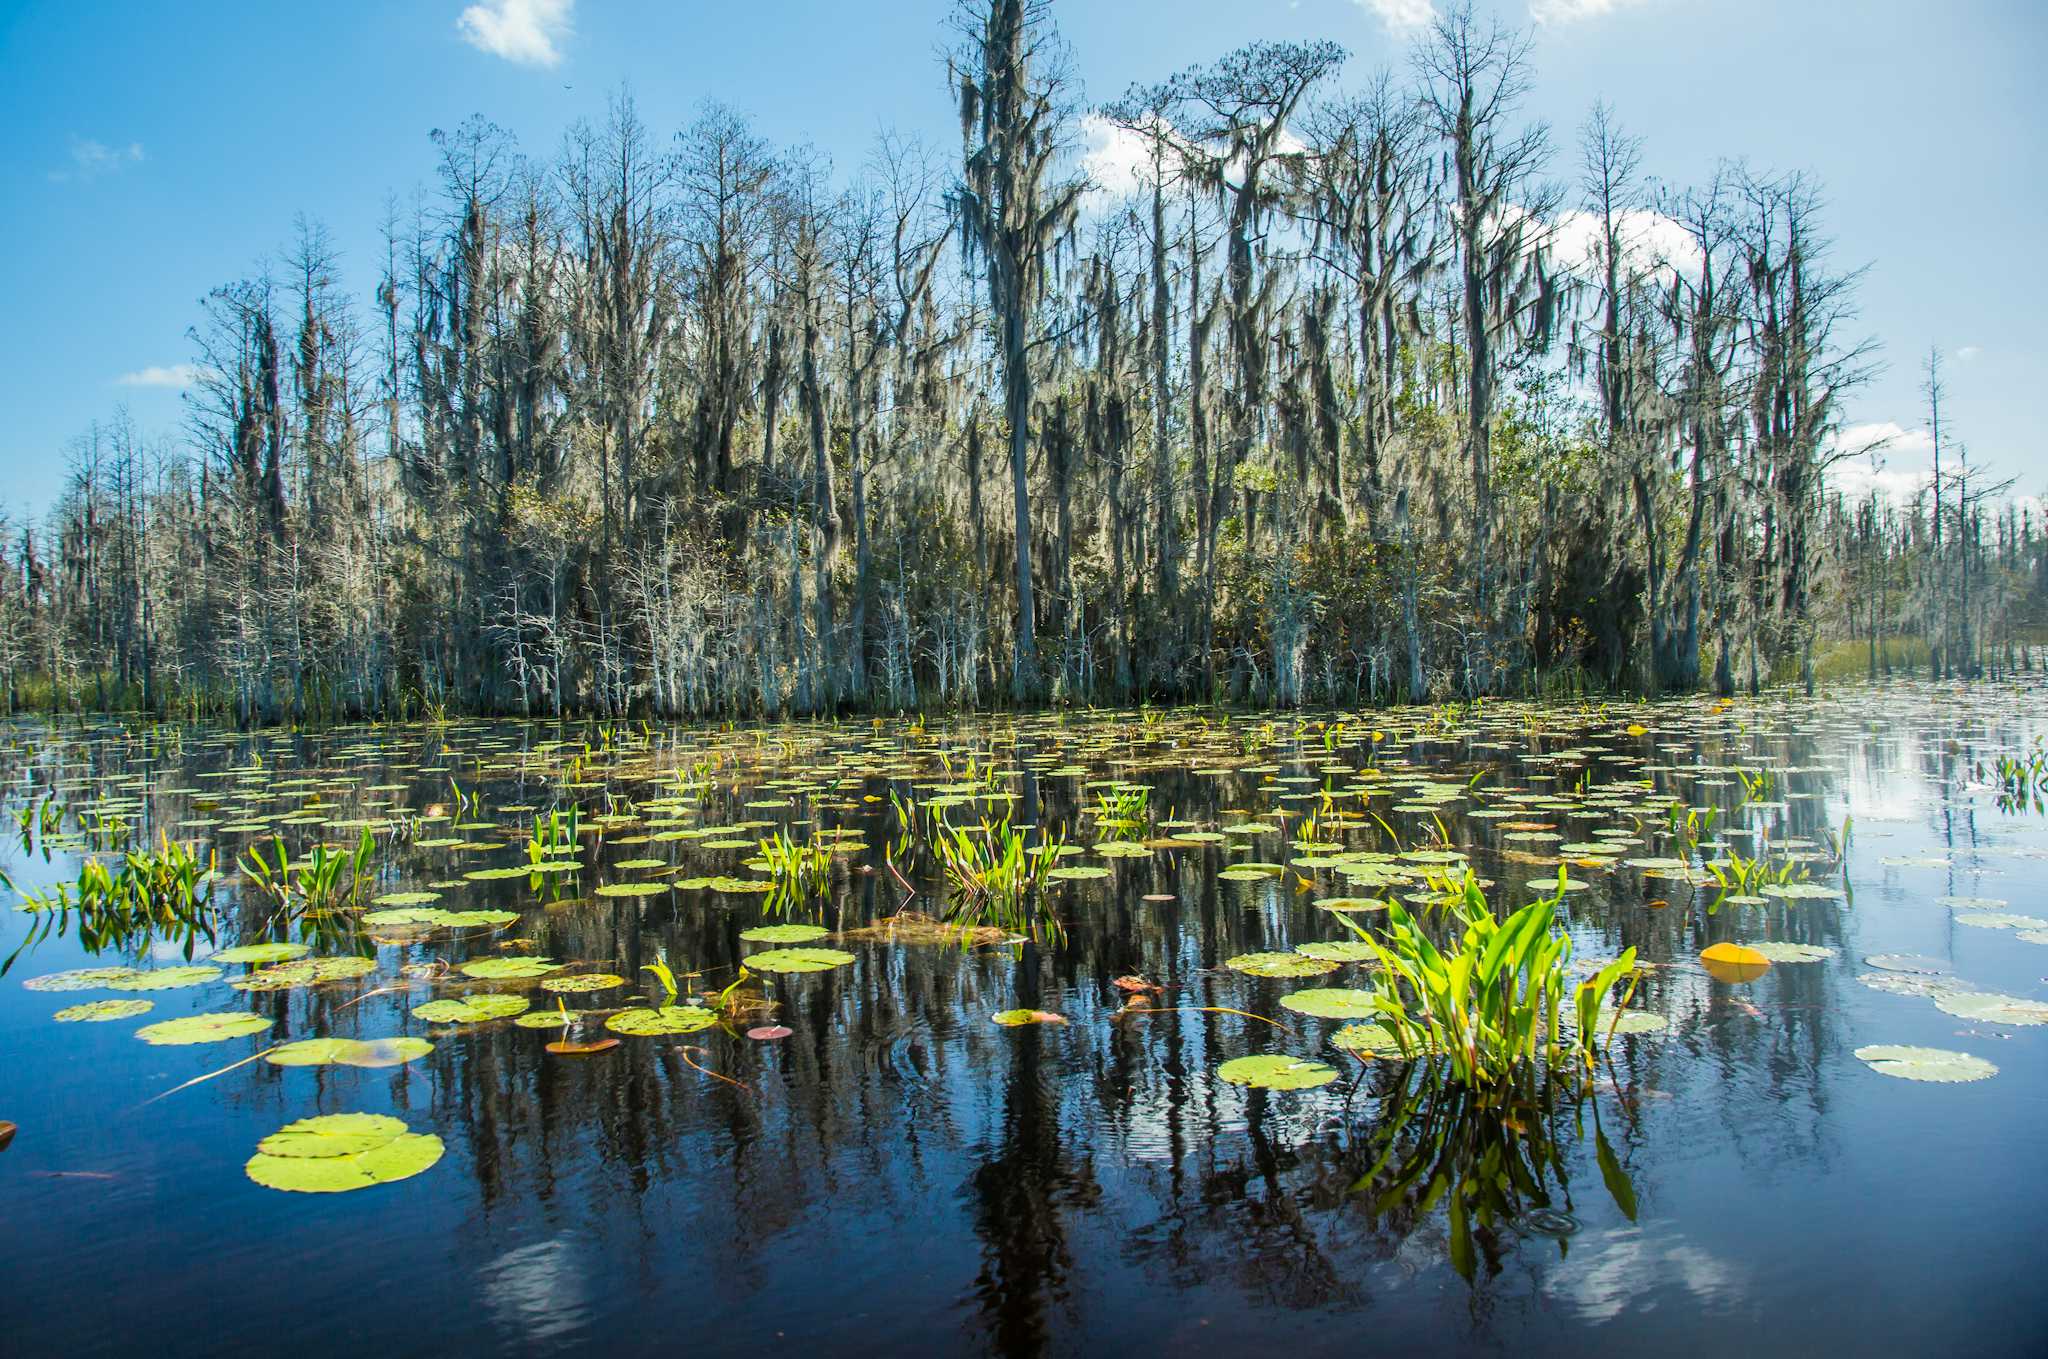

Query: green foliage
[1333,871,1636,1089]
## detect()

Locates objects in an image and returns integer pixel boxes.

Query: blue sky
[2,0,2040,514]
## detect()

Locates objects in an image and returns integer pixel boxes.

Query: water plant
[1332,871,1637,1090]
[929,810,1067,938]
[755,830,834,900]
[241,829,377,915]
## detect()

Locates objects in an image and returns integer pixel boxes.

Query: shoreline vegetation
[2,0,2041,725]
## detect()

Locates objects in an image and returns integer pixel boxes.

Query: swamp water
[2,683,2046,1356]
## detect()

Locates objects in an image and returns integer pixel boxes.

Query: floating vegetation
[1855,1045,1999,1083]
[1278,987,1380,1019]
[457,957,561,980]
[412,994,530,1024]
[1226,951,1339,979]
[212,942,311,964]
[540,972,626,992]
[992,1009,1068,1026]
[743,947,856,974]
[1216,1054,1338,1090]
[106,965,222,991]
[244,1113,444,1194]
[739,924,830,944]
[230,957,378,992]
[265,1037,434,1067]
[606,1005,718,1036]
[53,998,153,1022]
[136,1011,272,1045]
[2,684,2044,1311]
[1930,992,2048,1026]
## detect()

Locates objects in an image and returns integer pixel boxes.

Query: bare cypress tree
[951,0,1084,702]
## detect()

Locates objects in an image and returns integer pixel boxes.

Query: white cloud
[1353,0,1436,31]
[1544,1228,1746,1324]
[1080,114,1159,202]
[1531,0,1649,23]
[457,0,573,67]
[116,363,207,389]
[1955,345,1982,362]
[1549,207,1703,280]
[50,137,144,183]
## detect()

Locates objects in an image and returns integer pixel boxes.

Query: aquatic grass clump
[242,828,377,915]
[7,833,220,972]
[754,830,834,901]
[929,809,1067,938]
[1334,871,1636,1090]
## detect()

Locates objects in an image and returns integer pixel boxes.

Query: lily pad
[1294,940,1379,963]
[22,967,141,992]
[1932,991,2048,1026]
[1749,941,1835,963]
[231,957,378,992]
[595,881,670,898]
[1279,988,1381,1019]
[265,1037,435,1068]
[457,957,560,980]
[135,1011,272,1045]
[412,994,530,1024]
[744,947,856,973]
[245,1113,443,1193]
[539,972,626,993]
[738,924,831,943]
[106,966,222,991]
[1216,1053,1339,1090]
[1854,1044,1997,1083]
[605,1005,718,1035]
[211,942,312,965]
[1225,951,1338,979]
[1329,1022,1434,1058]
[52,999,154,1022]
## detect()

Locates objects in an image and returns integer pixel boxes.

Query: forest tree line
[3,0,2043,722]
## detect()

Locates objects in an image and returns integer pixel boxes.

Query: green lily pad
[1854,1044,1998,1082]
[265,1037,435,1067]
[1225,951,1338,979]
[1330,1022,1440,1058]
[230,956,378,991]
[1216,1053,1339,1090]
[22,967,142,992]
[457,957,560,980]
[605,1005,718,1035]
[1599,1009,1671,1034]
[1279,987,1381,1018]
[53,998,154,1022]
[245,1113,443,1193]
[106,966,221,991]
[512,1009,590,1028]
[211,943,312,965]
[739,924,831,943]
[412,993,530,1024]
[540,972,627,993]
[371,891,443,907]
[135,1011,272,1045]
[1294,940,1379,963]
[1749,941,1835,963]
[744,947,856,973]
[595,882,670,898]
[1047,864,1111,880]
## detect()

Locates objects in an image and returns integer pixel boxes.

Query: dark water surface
[4,683,2046,1357]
